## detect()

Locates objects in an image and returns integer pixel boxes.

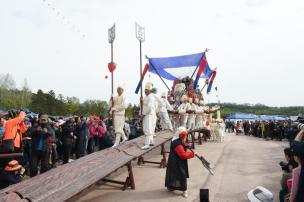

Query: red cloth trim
[174,145,194,160]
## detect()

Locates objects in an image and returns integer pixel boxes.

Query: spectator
[279,148,298,202]
[0,160,25,189]
[0,117,5,138]
[62,119,76,164]
[289,129,304,202]
[30,115,54,177]
[1,111,27,153]
[75,117,86,158]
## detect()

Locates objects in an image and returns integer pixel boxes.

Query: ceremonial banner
[193,55,207,89]
[148,52,213,81]
[207,70,217,94]
[135,64,150,94]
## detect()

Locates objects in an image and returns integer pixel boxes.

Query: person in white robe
[159,92,173,131]
[109,85,128,147]
[195,99,205,129]
[177,95,191,128]
[187,97,197,130]
[141,82,157,150]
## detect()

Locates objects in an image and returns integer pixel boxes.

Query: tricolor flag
[193,55,207,90]
[135,63,150,94]
[207,70,217,94]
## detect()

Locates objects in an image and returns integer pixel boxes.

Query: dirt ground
[73,133,287,202]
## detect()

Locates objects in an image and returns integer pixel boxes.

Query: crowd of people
[0,110,142,189]
[225,120,299,143]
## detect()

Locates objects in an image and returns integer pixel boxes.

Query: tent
[258,115,288,121]
[225,113,259,120]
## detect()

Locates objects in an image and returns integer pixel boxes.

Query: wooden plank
[0,131,173,202]
[0,193,28,202]
[0,153,23,159]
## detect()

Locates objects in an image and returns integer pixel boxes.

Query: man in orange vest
[2,111,27,152]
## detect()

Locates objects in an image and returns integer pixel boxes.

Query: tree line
[0,73,138,119]
[1,73,303,118]
[215,103,304,117]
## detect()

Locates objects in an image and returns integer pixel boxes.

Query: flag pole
[146,56,170,91]
[136,22,145,117]
[108,23,116,125]
[190,48,208,79]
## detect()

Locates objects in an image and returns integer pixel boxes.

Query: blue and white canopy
[148,52,214,81]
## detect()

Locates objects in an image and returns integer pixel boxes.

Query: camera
[291,121,304,130]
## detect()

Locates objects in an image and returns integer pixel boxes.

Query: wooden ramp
[0,131,173,202]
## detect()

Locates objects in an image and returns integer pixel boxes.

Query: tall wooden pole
[139,40,143,116]
[135,22,145,118]
[111,42,114,126]
[108,23,115,126]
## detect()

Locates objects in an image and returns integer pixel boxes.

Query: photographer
[30,115,54,177]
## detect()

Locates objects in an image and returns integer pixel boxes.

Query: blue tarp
[225,113,259,120]
[225,113,288,121]
[148,52,214,81]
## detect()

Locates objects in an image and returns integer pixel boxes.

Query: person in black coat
[165,127,195,198]
[75,116,87,158]
[30,115,54,177]
[62,119,76,164]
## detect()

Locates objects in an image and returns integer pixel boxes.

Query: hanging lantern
[108,62,116,72]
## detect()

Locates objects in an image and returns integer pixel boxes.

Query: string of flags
[41,0,86,38]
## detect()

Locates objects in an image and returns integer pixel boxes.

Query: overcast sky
[1,0,304,106]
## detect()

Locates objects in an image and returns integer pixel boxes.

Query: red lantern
[108,62,116,72]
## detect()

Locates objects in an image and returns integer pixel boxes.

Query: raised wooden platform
[0,131,173,202]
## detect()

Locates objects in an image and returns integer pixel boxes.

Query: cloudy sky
[1,0,304,106]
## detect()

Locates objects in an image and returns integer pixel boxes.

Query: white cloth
[151,93,161,137]
[124,123,131,139]
[195,105,204,129]
[178,102,191,128]
[159,98,173,131]
[142,93,157,146]
[187,103,197,130]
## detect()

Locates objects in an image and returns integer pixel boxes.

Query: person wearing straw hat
[141,82,157,150]
[159,92,173,131]
[165,127,196,198]
[110,84,128,148]
[0,160,25,189]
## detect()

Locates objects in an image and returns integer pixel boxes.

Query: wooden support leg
[123,162,135,190]
[103,162,135,191]
[198,132,202,145]
[137,156,144,165]
[191,132,195,149]
[160,144,167,168]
